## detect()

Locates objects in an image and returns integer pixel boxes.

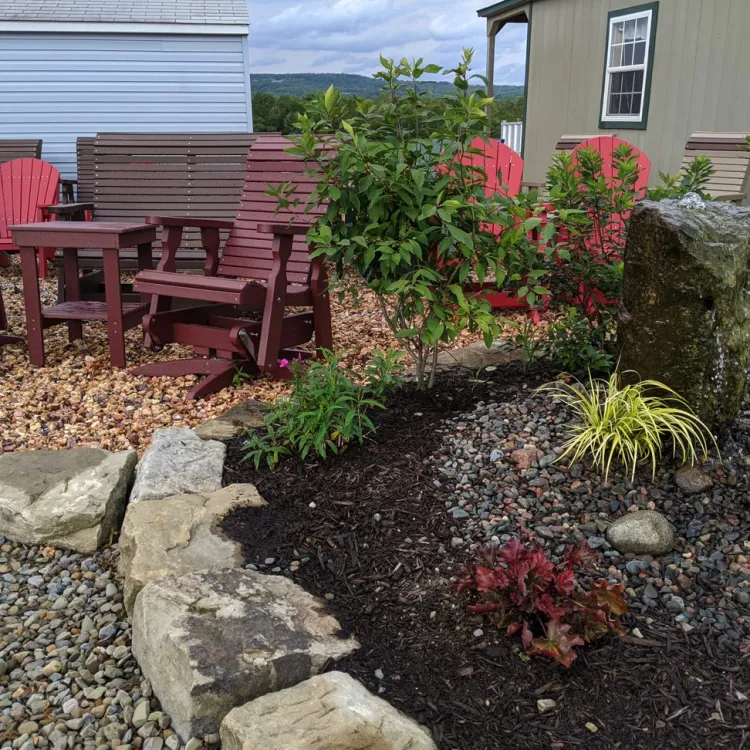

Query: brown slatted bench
[0,139,42,165]
[682,132,750,203]
[58,132,261,301]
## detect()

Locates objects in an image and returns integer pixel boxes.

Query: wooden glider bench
[57,132,261,303]
[130,135,332,399]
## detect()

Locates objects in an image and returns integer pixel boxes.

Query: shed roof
[477,0,534,18]
[0,0,249,25]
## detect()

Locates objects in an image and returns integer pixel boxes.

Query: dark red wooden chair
[130,134,332,399]
[0,158,62,279]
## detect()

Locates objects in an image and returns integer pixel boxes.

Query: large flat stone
[130,428,226,503]
[194,399,268,442]
[0,449,136,553]
[434,340,521,371]
[132,569,359,741]
[119,484,266,614]
[221,672,437,750]
[606,510,674,556]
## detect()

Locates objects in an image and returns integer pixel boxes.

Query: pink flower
[279,358,290,369]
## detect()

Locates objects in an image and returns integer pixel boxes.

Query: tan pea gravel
[2,259,517,455]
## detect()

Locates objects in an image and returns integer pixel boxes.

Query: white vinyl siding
[0,32,253,179]
[601,7,654,123]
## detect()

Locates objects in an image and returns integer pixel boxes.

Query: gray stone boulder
[0,449,136,553]
[221,672,436,750]
[132,569,359,741]
[619,200,750,427]
[606,510,674,555]
[119,484,265,613]
[130,428,225,503]
[194,399,268,442]
[675,465,713,494]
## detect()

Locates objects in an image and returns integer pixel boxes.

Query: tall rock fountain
[618,197,750,427]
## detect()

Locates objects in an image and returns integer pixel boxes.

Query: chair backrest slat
[0,140,42,166]
[76,137,96,203]
[218,135,324,283]
[683,132,750,201]
[93,132,260,254]
[0,158,60,242]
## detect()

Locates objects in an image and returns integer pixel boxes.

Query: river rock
[0,448,136,553]
[194,399,269,442]
[119,484,266,613]
[132,569,359,740]
[619,200,750,426]
[606,510,674,555]
[220,672,436,750]
[674,465,713,494]
[130,428,225,503]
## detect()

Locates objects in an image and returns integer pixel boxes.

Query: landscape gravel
[0,260,490,455]
[0,540,210,750]
[428,383,750,654]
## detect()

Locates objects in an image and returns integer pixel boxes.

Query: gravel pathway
[429,385,750,654]
[0,541,209,750]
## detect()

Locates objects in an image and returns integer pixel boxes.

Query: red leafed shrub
[457,538,627,667]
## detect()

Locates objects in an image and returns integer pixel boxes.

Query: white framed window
[600,4,658,127]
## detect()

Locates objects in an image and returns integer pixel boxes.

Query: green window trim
[598,1,659,131]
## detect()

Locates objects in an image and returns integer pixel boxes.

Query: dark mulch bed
[222,363,750,750]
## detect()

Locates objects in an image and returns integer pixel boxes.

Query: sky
[248,0,527,85]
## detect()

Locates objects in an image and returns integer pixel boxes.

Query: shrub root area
[222,363,750,750]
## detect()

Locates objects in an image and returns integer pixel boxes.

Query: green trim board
[598,1,659,131]
[477,0,532,18]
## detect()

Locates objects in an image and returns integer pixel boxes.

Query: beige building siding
[519,0,750,187]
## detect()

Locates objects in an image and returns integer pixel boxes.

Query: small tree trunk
[428,343,439,389]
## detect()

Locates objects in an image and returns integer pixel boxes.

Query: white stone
[130,429,225,503]
[119,484,266,613]
[0,449,136,553]
[221,672,436,750]
[132,569,359,741]
[606,510,674,555]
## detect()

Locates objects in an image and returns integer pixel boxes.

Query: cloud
[248,0,527,84]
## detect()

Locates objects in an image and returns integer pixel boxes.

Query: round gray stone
[674,466,713,494]
[606,510,674,556]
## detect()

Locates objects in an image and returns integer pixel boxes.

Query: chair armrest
[47,202,94,215]
[145,215,235,230]
[257,223,311,236]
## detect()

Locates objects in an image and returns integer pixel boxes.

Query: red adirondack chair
[130,134,332,399]
[0,158,62,279]
[461,135,524,199]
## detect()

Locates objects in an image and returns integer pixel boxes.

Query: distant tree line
[252,93,525,138]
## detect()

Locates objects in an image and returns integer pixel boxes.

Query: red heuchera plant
[457,538,627,667]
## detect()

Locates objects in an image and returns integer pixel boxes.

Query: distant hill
[251,73,524,100]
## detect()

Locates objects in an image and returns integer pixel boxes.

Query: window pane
[632,93,642,114]
[634,69,644,91]
[621,94,633,115]
[610,44,622,67]
[622,43,634,66]
[636,16,648,40]
[624,19,636,42]
[633,41,646,65]
[608,93,620,115]
[612,21,624,45]
[611,72,622,93]
[622,71,635,93]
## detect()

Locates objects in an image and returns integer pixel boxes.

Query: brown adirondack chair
[130,134,332,399]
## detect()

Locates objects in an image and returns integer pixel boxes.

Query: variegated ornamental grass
[539,370,717,481]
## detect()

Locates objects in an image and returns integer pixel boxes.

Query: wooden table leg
[62,247,83,342]
[102,248,126,368]
[136,241,155,348]
[19,246,45,366]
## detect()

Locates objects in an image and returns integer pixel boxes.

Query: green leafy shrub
[457,538,627,667]
[646,155,715,201]
[546,307,615,374]
[539,370,716,480]
[242,349,404,468]
[277,50,553,389]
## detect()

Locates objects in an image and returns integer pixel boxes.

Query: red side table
[9,222,157,368]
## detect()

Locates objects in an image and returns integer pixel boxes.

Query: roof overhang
[477,0,533,20]
[0,20,249,34]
